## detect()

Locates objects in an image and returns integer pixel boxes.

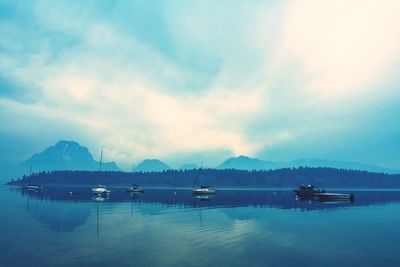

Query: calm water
[1,185,400,267]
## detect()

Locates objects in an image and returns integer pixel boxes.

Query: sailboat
[192,162,216,195]
[126,163,144,193]
[92,150,111,195]
[22,165,42,191]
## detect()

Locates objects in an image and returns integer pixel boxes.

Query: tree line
[7,167,400,188]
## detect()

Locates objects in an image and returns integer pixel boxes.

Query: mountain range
[1,141,399,183]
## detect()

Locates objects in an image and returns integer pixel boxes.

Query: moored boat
[294,184,354,201]
[192,185,216,195]
[22,165,42,191]
[126,184,144,193]
[92,185,110,195]
[126,163,144,193]
[192,162,216,195]
[23,184,42,191]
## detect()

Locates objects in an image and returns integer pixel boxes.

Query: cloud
[0,0,400,168]
[272,0,400,100]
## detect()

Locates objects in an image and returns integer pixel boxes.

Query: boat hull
[92,187,110,195]
[315,193,354,200]
[22,185,42,191]
[192,189,216,195]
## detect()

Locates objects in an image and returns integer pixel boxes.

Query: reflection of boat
[22,165,42,191]
[294,185,354,201]
[193,194,214,200]
[92,185,110,195]
[192,162,216,195]
[92,194,109,202]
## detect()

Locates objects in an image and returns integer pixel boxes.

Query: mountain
[22,140,120,172]
[180,163,198,170]
[217,155,400,174]
[136,159,171,172]
[217,155,282,170]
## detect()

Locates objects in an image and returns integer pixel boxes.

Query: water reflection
[2,185,400,267]
[7,186,400,234]
[10,186,400,210]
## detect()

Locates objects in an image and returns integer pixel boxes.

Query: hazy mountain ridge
[217,155,400,174]
[136,159,171,172]
[22,140,120,172]
[2,141,399,183]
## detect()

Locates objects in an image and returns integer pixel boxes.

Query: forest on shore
[7,167,400,188]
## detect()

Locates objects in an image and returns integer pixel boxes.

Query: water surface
[1,185,400,267]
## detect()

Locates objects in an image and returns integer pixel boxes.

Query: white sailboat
[126,164,144,193]
[22,165,42,191]
[192,162,216,195]
[92,150,111,195]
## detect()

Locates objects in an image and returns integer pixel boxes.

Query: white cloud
[272,0,400,101]
[1,0,400,168]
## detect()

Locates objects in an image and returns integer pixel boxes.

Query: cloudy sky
[0,0,399,169]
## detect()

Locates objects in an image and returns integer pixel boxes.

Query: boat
[22,165,42,191]
[91,151,110,196]
[92,185,110,195]
[126,184,144,193]
[23,185,42,191]
[294,184,354,201]
[293,184,325,197]
[192,185,216,195]
[126,163,144,193]
[192,163,216,195]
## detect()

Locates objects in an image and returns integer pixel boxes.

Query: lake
[1,185,400,267]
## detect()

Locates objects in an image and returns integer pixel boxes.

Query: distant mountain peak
[136,159,170,172]
[217,155,277,170]
[22,140,120,172]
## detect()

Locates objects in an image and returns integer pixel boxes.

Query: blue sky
[0,0,399,169]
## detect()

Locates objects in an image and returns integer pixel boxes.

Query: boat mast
[27,164,33,186]
[200,161,203,186]
[132,162,135,184]
[99,150,103,172]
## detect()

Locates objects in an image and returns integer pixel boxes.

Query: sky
[0,0,399,170]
